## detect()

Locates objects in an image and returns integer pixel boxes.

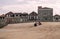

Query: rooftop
[38,6,53,9]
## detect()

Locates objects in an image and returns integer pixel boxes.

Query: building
[5,12,15,23]
[21,12,29,22]
[5,12,28,23]
[53,14,60,22]
[0,14,8,28]
[5,11,38,23]
[29,11,38,21]
[38,6,53,22]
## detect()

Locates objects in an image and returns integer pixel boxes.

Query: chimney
[38,6,42,9]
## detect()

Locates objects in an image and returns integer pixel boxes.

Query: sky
[0,0,60,15]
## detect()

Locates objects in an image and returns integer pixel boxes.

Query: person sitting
[34,22,37,27]
[38,22,42,25]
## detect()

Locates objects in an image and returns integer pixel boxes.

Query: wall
[38,8,53,22]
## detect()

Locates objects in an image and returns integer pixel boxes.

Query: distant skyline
[0,0,60,15]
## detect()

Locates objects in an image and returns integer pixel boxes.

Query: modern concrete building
[38,6,53,22]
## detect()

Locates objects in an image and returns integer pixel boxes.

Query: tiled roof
[0,14,5,17]
[5,12,28,16]
[29,11,38,16]
[5,11,13,15]
[54,14,60,16]
[14,13,22,15]
[22,13,28,16]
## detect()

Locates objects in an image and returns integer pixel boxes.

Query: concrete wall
[38,8,53,22]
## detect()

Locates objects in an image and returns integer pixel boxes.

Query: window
[44,17,48,20]
[43,13,47,15]
[11,15,14,17]
[20,15,22,16]
[16,15,18,16]
[7,15,8,17]
[56,18,58,20]
[45,18,47,20]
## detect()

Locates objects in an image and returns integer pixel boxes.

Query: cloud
[0,0,59,6]
[0,0,60,15]
[0,8,9,15]
[2,5,37,13]
[0,0,18,6]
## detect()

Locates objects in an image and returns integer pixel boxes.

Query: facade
[0,14,8,28]
[5,12,29,23]
[1,6,60,23]
[21,13,29,22]
[5,11,39,24]
[38,6,53,22]
[0,14,5,20]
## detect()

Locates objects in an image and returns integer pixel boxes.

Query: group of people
[34,22,42,27]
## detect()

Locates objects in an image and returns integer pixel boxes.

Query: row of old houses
[0,11,38,24]
[0,6,60,24]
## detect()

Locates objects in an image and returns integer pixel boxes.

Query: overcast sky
[0,0,60,15]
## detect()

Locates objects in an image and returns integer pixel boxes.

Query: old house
[38,6,53,22]
[0,14,5,20]
[0,14,8,28]
[21,13,28,22]
[5,12,15,23]
[53,14,60,22]
[13,13,23,23]
[29,11,38,21]
[5,12,29,23]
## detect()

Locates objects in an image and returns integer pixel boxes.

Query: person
[38,22,42,25]
[34,22,37,27]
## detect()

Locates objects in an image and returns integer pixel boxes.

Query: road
[0,22,60,39]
